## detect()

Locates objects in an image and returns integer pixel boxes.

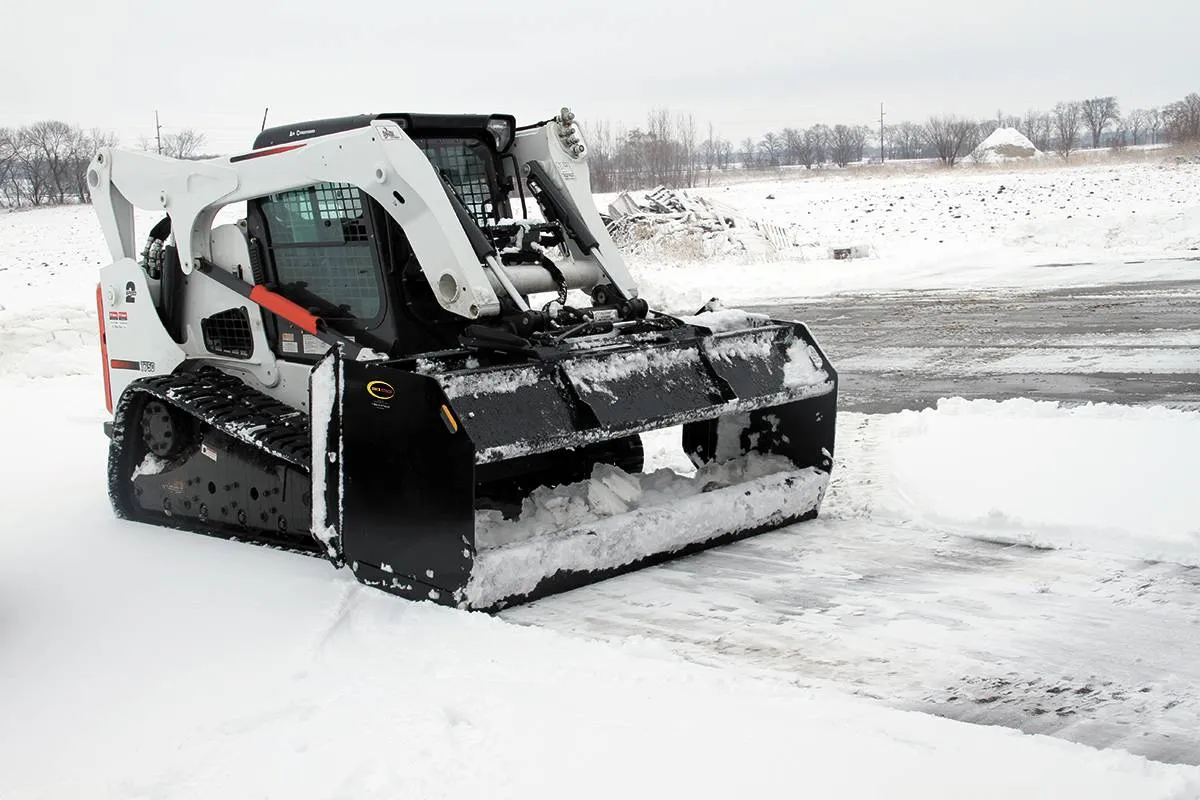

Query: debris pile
[604,186,804,261]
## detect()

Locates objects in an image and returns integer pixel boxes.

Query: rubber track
[113,366,312,470]
[108,366,323,558]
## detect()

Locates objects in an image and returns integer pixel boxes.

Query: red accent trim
[229,143,306,163]
[249,285,320,335]
[96,284,113,413]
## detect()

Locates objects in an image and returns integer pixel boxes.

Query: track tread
[116,366,312,469]
[107,366,321,559]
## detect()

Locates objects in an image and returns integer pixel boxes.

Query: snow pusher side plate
[316,317,837,611]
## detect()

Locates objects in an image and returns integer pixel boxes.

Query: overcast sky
[3,0,1197,153]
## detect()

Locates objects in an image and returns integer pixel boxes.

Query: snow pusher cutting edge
[91,107,838,612]
[311,313,837,611]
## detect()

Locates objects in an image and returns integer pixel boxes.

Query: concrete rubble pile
[604,186,802,261]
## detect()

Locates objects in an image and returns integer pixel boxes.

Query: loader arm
[88,121,505,321]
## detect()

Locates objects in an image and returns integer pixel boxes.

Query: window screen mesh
[273,247,379,319]
[413,138,495,226]
[261,183,381,321]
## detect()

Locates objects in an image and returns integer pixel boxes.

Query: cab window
[259,183,383,322]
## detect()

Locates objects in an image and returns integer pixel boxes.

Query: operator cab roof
[253,113,518,152]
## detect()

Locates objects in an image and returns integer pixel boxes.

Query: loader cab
[246,113,520,362]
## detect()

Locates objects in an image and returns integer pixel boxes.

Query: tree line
[0,121,208,207]
[585,90,1200,192]
[4,91,1200,205]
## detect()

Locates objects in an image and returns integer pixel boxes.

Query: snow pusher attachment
[313,312,837,611]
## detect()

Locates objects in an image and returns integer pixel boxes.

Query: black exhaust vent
[202,307,254,359]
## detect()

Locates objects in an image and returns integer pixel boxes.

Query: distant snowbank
[830,398,1200,566]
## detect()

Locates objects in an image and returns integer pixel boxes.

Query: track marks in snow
[0,302,97,378]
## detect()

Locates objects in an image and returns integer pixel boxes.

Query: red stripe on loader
[96,284,113,413]
[249,285,320,335]
[229,143,306,163]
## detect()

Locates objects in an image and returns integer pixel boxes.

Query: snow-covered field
[614,159,1200,312]
[2,158,1200,798]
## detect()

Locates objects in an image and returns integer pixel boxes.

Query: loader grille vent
[413,137,494,226]
[201,307,254,359]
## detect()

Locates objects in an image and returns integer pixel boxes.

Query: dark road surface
[752,276,1200,413]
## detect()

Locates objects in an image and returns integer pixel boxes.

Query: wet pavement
[752,274,1200,413]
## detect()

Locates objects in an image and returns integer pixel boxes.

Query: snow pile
[468,455,826,607]
[971,127,1042,163]
[827,397,1200,566]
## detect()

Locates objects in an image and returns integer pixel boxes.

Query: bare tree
[1081,97,1120,148]
[781,127,803,166]
[712,138,729,170]
[922,115,976,166]
[581,119,615,192]
[1020,110,1053,151]
[22,121,79,203]
[1146,108,1163,145]
[828,124,867,167]
[794,127,820,169]
[740,137,757,169]
[887,122,924,159]
[1125,109,1148,146]
[160,128,208,159]
[700,122,717,185]
[0,128,17,205]
[677,112,698,188]
[808,125,830,166]
[1163,93,1200,144]
[759,132,783,167]
[1052,101,1083,160]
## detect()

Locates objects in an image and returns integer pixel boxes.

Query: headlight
[487,116,514,152]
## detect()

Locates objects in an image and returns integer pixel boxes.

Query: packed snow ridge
[468,452,828,607]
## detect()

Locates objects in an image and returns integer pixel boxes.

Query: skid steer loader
[90,108,838,611]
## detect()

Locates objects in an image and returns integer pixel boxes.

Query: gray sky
[3,0,1197,152]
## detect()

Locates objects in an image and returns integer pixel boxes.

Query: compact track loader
[91,108,838,610]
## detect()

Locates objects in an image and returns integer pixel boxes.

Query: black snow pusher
[311,311,837,611]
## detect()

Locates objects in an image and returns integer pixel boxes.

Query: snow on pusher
[90,108,838,610]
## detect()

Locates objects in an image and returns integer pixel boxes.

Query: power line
[879,102,886,164]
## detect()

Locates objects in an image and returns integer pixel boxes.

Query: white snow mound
[971,127,1042,163]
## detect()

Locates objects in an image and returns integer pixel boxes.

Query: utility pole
[879,102,886,163]
[155,110,162,154]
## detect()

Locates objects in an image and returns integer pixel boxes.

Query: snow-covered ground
[612,159,1200,312]
[2,158,1200,798]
